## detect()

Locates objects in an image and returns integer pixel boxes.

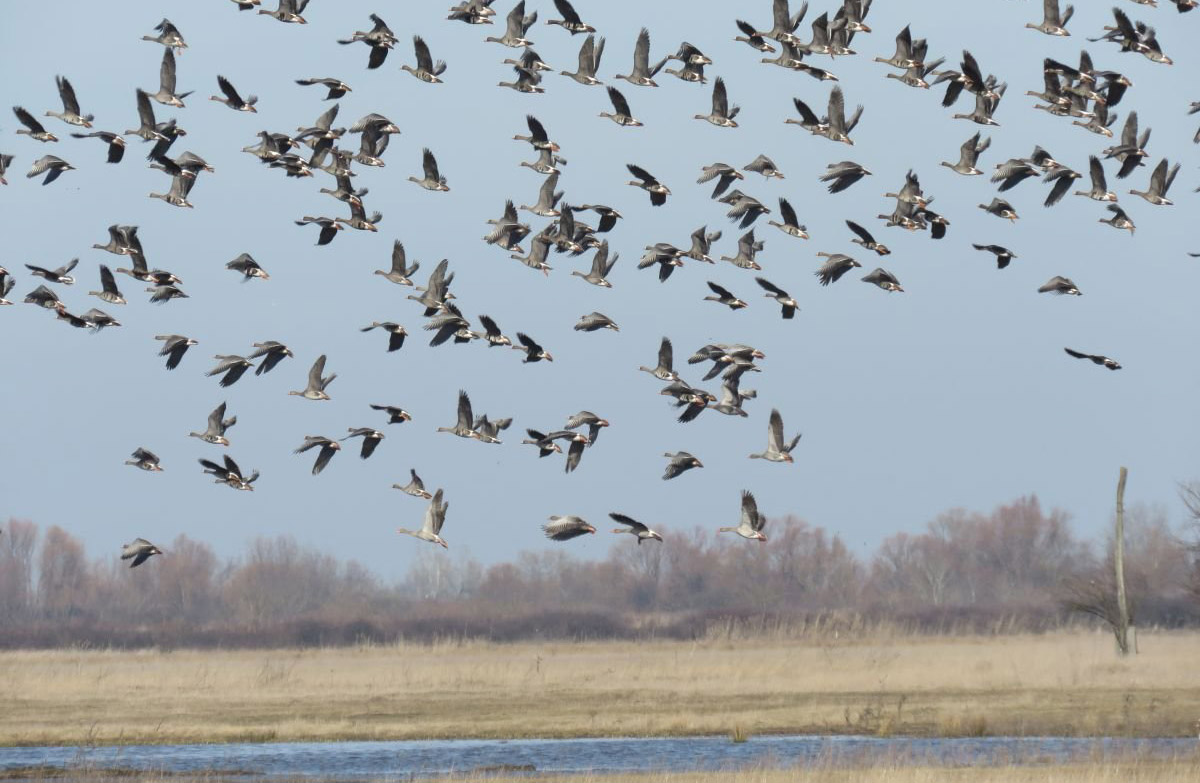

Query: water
[0,735,1193,780]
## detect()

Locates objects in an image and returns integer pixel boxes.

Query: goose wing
[57,76,82,115]
[609,512,649,535]
[846,219,875,244]
[413,36,434,70]
[456,390,473,429]
[740,490,760,531]
[307,354,327,389]
[607,86,632,116]
[422,148,441,180]
[216,75,244,104]
[767,408,785,452]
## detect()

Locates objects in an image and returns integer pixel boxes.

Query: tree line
[2,493,1197,647]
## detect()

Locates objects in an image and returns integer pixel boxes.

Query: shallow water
[0,735,1194,780]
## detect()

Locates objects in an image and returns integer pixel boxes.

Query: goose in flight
[46,76,93,127]
[338,14,397,69]
[719,491,768,542]
[755,277,799,319]
[610,513,663,544]
[561,34,604,85]
[121,538,164,568]
[247,340,293,375]
[694,77,739,127]
[26,155,74,185]
[294,435,342,475]
[289,354,335,400]
[572,240,618,287]
[226,253,269,281]
[704,281,748,310]
[397,489,449,548]
[487,1,537,47]
[546,0,595,34]
[361,322,408,352]
[768,198,808,239]
[199,454,258,491]
[142,18,187,52]
[125,448,163,472]
[862,267,904,292]
[616,27,667,86]
[438,390,479,439]
[343,428,385,459]
[155,334,197,370]
[574,312,619,332]
[402,36,447,83]
[600,86,641,126]
[1038,276,1082,296]
[375,241,419,286]
[259,0,311,24]
[27,258,78,285]
[148,49,191,107]
[846,220,889,255]
[821,161,872,193]
[750,409,801,463]
[662,452,703,480]
[941,132,990,175]
[206,355,255,388]
[627,164,671,206]
[393,469,432,499]
[514,332,553,362]
[1129,158,1179,206]
[639,337,680,381]
[543,516,596,541]
[1027,0,1073,36]
[210,75,257,112]
[972,244,1018,270]
[409,148,450,191]
[371,403,413,425]
[296,77,352,99]
[565,411,609,446]
[190,402,236,446]
[1064,347,1121,370]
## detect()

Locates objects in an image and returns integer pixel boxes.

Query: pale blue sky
[2,0,1196,576]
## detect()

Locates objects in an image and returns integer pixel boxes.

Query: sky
[1,0,1197,578]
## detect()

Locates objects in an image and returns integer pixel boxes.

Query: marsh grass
[1,630,1198,746]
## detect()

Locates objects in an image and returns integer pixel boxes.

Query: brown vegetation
[2,631,1199,746]
[2,495,1198,649]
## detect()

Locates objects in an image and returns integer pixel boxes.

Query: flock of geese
[3,0,1196,569]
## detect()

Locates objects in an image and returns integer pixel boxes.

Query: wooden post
[1114,467,1132,656]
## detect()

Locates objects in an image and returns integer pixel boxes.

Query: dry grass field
[1,630,1198,747]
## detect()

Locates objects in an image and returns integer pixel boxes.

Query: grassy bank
[1,630,1197,747]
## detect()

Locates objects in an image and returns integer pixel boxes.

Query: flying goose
[735,19,776,52]
[402,36,447,83]
[973,244,1018,269]
[744,154,783,179]
[24,284,61,309]
[343,427,385,459]
[46,76,93,127]
[978,197,1019,221]
[296,77,352,99]
[572,240,618,287]
[755,277,799,319]
[487,1,537,47]
[520,170,562,217]
[289,354,335,400]
[546,0,594,34]
[1129,158,1179,205]
[610,513,663,544]
[846,220,889,255]
[393,469,432,499]
[198,454,258,490]
[562,34,604,85]
[146,284,188,304]
[719,491,768,542]
[245,340,292,376]
[767,198,808,238]
[210,75,257,112]
[438,390,479,438]
[815,253,862,286]
[121,538,164,568]
[664,43,709,84]
[627,164,670,205]
[750,409,801,462]
[940,132,990,175]
[514,332,553,362]
[70,130,125,163]
[226,253,269,281]
[820,161,871,193]
[1038,276,1082,296]
[371,403,413,425]
[294,435,341,475]
[148,172,196,208]
[616,28,668,86]
[1027,0,1073,36]
[514,114,560,151]
[155,334,197,370]
[409,148,449,191]
[565,411,609,446]
[26,155,74,185]
[543,515,596,541]
[27,258,78,285]
[1064,347,1121,370]
[397,489,449,548]
[142,18,187,52]
[125,448,163,472]
[684,226,721,263]
[662,452,703,480]
[639,337,680,381]
[148,49,191,107]
[207,355,255,387]
[600,86,641,126]
[0,153,11,185]
[190,402,236,446]
[258,0,310,24]
[522,429,569,457]
[697,162,745,199]
[564,434,588,473]
[574,312,619,332]
[375,241,420,285]
[1099,203,1135,233]
[1075,156,1117,202]
[361,322,408,352]
[719,228,763,270]
[338,14,397,69]
[861,267,904,292]
[695,77,739,127]
[704,281,747,310]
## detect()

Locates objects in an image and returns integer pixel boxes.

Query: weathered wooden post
[1114,467,1133,656]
